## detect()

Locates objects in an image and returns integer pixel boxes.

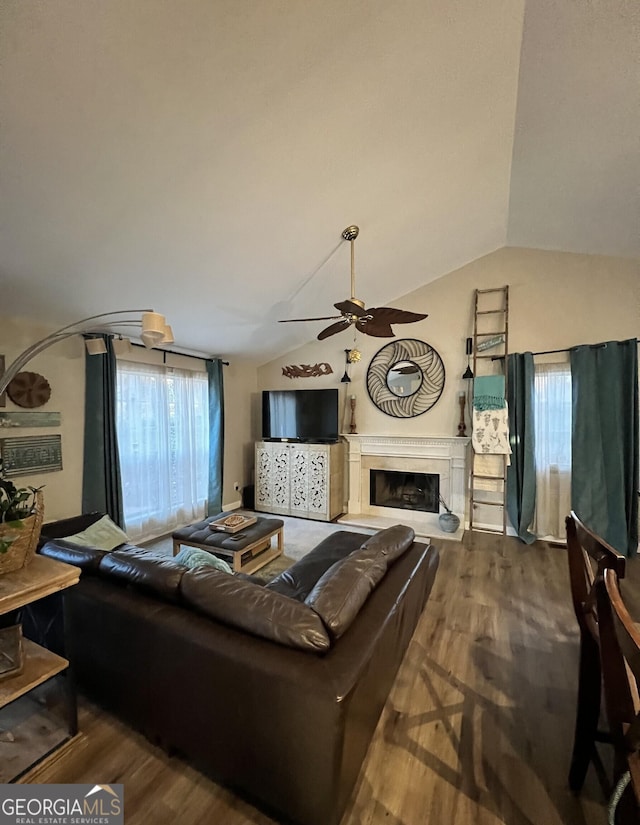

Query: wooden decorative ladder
[468,286,509,535]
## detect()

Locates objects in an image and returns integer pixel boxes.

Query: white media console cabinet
[254,440,344,522]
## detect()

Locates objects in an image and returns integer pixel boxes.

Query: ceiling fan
[278,225,427,340]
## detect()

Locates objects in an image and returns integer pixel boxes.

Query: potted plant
[0,467,44,573]
[438,493,460,534]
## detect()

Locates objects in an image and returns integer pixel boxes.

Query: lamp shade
[112,337,133,355]
[85,338,108,355]
[161,324,174,345]
[141,330,159,348]
[141,312,166,343]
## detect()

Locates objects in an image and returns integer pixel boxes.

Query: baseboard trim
[222,499,242,512]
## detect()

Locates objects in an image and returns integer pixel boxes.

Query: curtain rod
[492,339,640,360]
[129,341,229,365]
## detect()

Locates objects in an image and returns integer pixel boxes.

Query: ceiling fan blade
[367,307,428,324]
[278,316,342,323]
[334,300,368,317]
[317,319,350,340]
[356,319,394,338]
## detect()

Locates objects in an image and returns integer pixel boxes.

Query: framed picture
[0,435,63,476]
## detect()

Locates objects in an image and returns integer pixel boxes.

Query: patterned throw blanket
[472,405,512,455]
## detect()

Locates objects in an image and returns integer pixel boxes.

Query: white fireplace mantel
[338,434,470,541]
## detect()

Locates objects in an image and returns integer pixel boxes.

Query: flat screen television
[262,389,339,443]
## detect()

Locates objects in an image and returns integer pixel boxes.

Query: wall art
[7,371,51,408]
[281,363,333,379]
[0,435,63,476]
[0,411,61,429]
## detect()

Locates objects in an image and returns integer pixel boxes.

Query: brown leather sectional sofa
[38,515,439,825]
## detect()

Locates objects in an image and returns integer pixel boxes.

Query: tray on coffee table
[208,514,257,533]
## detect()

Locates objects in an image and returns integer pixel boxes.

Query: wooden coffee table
[171,514,284,574]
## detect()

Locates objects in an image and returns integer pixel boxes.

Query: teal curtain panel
[506,352,537,543]
[206,359,225,517]
[570,339,638,557]
[82,335,124,526]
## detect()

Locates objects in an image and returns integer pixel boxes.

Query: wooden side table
[0,555,80,781]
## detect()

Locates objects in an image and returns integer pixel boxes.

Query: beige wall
[220,359,259,508]
[257,247,640,438]
[0,316,85,522]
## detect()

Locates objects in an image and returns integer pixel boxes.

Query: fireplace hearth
[370,470,439,513]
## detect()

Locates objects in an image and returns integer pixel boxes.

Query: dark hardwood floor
[23,529,640,824]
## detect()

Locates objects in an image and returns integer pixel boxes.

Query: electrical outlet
[233,482,240,492]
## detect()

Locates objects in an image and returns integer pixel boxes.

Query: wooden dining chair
[565,510,626,793]
[597,567,640,820]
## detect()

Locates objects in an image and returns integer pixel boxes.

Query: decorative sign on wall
[366,339,445,418]
[0,435,63,476]
[0,411,61,429]
[281,363,333,379]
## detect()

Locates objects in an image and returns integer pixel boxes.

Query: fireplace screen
[369,470,439,513]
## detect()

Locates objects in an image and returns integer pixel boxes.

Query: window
[116,361,209,541]
[532,361,572,540]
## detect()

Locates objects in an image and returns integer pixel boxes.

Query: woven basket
[0,491,44,575]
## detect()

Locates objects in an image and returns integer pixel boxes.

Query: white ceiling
[1,0,637,362]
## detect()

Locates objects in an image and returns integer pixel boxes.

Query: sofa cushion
[40,538,108,573]
[305,525,415,639]
[39,512,104,545]
[63,514,130,552]
[174,546,233,574]
[266,530,366,601]
[99,547,186,603]
[181,567,330,652]
[359,524,416,564]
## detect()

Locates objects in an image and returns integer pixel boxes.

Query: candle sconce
[349,395,357,434]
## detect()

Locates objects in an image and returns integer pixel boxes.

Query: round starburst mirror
[366,339,445,418]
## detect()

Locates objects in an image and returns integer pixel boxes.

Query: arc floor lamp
[0,309,173,397]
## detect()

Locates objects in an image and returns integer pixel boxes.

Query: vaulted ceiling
[1,1,637,361]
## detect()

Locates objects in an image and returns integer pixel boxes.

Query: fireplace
[339,434,470,540]
[370,470,439,513]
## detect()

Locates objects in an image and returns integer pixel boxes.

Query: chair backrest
[598,567,640,803]
[598,570,640,768]
[566,510,626,643]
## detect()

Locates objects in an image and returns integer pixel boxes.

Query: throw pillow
[174,546,233,574]
[64,514,129,552]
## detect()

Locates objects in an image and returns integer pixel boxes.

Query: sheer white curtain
[116,361,209,542]
[532,361,572,541]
